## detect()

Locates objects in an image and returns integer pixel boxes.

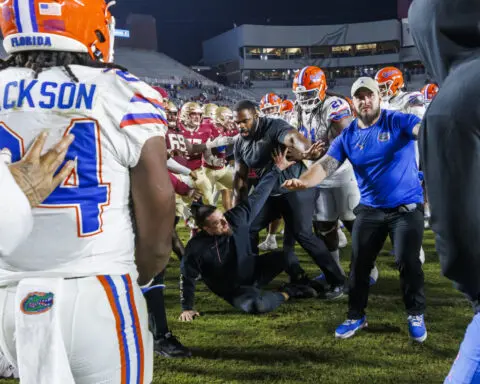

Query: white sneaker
[258,236,278,251]
[419,247,425,264]
[338,228,348,248]
[0,351,18,379]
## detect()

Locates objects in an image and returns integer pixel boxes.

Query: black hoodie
[409,0,480,86]
[409,0,480,311]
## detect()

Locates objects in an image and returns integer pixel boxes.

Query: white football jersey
[0,162,33,257]
[382,91,425,165]
[381,91,426,119]
[0,65,167,284]
[296,96,355,187]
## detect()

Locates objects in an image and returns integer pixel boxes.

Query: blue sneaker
[407,314,427,343]
[335,316,368,339]
[314,273,326,281]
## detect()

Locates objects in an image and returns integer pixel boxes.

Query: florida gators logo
[310,72,321,82]
[21,292,54,315]
[378,132,390,142]
[382,70,397,79]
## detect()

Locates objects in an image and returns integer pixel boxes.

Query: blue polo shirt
[327,109,423,208]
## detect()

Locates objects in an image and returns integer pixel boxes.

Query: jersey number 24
[0,119,110,237]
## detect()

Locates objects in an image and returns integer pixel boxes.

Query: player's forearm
[131,164,176,285]
[189,143,207,154]
[282,131,311,153]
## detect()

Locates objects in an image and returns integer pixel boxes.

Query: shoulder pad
[326,96,352,122]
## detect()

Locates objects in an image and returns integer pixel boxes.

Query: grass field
[1,227,471,384]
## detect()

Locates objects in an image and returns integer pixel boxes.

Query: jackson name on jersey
[0,66,167,284]
[295,95,355,187]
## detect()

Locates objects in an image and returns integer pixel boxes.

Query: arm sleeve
[326,134,347,163]
[226,166,282,226]
[395,112,421,140]
[0,163,33,256]
[179,243,201,310]
[167,157,191,175]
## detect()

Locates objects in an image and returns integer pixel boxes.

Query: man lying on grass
[179,148,318,321]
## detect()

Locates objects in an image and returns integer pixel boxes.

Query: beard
[357,106,381,127]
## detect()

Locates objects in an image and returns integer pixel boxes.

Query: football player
[259,93,283,118]
[178,102,235,206]
[0,1,176,382]
[420,83,439,109]
[375,67,426,118]
[280,99,295,122]
[291,66,378,282]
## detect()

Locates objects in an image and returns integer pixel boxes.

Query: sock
[266,233,276,242]
[144,273,169,339]
[424,206,431,218]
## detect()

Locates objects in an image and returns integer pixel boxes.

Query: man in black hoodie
[409,1,480,382]
[179,149,316,321]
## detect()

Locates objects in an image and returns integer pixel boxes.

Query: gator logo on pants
[21,292,54,315]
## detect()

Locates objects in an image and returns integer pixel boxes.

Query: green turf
[0,228,471,384]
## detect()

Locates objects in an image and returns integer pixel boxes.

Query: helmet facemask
[294,86,323,112]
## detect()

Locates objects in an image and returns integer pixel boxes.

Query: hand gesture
[304,141,326,161]
[272,147,296,171]
[188,188,202,201]
[179,310,200,322]
[281,178,308,191]
[8,131,75,207]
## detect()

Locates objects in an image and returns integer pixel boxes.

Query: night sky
[113,0,398,65]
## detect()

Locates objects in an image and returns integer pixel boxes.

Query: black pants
[229,250,287,314]
[250,189,345,286]
[348,204,426,319]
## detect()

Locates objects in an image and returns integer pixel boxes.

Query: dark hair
[234,99,257,113]
[0,51,128,82]
[191,203,217,228]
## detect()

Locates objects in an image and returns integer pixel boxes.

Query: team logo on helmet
[382,70,397,79]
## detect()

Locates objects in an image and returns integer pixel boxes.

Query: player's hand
[285,146,304,162]
[272,147,296,171]
[8,130,76,207]
[304,141,326,161]
[282,178,308,190]
[179,310,200,322]
[188,188,202,201]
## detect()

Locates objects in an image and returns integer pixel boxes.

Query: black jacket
[180,166,282,310]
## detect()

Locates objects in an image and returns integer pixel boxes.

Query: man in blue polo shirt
[283,77,427,343]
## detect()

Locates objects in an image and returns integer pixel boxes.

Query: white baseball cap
[351,77,380,98]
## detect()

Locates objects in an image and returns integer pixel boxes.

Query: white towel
[14,278,74,384]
